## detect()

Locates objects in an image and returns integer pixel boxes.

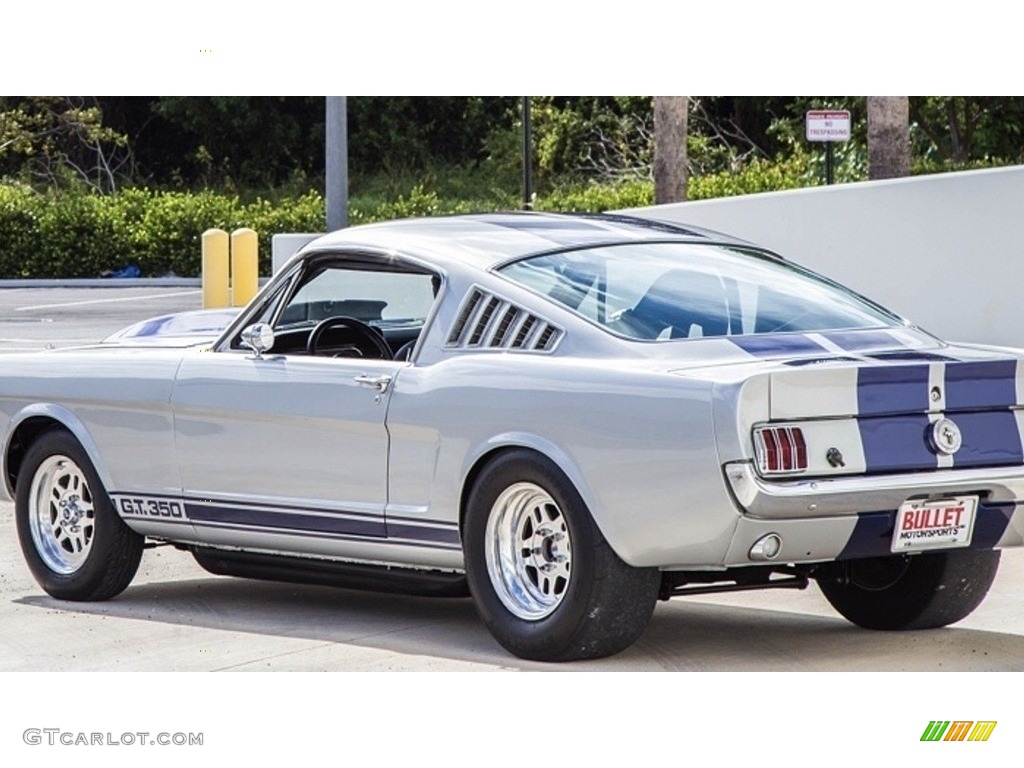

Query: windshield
[498,242,900,340]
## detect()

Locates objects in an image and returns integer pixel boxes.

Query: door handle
[354,374,392,393]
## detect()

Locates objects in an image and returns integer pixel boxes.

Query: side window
[276,267,437,330]
[226,275,295,351]
[237,259,440,359]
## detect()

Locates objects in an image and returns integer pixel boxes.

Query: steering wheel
[306,316,393,359]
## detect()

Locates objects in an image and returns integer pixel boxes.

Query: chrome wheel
[485,482,572,620]
[465,450,660,660]
[27,455,96,575]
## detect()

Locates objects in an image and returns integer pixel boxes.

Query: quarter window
[498,243,899,340]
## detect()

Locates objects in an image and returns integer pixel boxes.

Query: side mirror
[240,323,275,358]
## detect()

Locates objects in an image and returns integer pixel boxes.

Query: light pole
[326,96,348,230]
[522,97,533,210]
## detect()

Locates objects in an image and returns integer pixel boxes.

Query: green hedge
[0,186,326,278]
[0,155,820,279]
[0,184,504,278]
[689,154,818,200]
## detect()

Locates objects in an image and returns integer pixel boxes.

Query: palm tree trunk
[867,97,910,179]
[654,97,688,203]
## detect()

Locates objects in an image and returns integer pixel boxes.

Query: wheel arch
[3,405,111,499]
[457,433,608,547]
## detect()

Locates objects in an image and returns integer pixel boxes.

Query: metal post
[826,141,834,185]
[201,229,230,309]
[230,227,259,307]
[522,97,533,210]
[326,96,348,231]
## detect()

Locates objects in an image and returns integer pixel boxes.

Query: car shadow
[13,575,1024,671]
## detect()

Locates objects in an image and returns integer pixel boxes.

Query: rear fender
[460,432,602,533]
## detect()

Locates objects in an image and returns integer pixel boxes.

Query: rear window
[497,242,900,340]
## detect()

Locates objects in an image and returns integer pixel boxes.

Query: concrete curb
[0,278,202,289]
[0,277,270,289]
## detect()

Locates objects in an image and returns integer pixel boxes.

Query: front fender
[2,404,113,499]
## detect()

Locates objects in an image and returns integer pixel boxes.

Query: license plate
[891,496,978,553]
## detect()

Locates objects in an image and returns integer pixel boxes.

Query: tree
[0,96,132,193]
[909,97,1024,166]
[653,97,688,203]
[867,97,910,179]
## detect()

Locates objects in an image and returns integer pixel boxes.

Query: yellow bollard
[201,229,230,309]
[230,227,259,307]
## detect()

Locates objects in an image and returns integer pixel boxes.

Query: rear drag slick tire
[464,450,660,662]
[816,549,1000,630]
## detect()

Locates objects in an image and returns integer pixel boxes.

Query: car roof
[299,212,756,272]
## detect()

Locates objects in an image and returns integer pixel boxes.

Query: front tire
[15,429,143,601]
[464,450,660,661]
[816,549,1000,630]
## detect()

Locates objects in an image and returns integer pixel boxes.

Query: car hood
[99,308,241,348]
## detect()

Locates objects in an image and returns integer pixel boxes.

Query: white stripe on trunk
[771,367,859,419]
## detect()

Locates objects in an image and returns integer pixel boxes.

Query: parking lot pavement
[1,495,1022,672]
[0,285,203,352]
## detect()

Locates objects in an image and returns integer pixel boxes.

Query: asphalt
[0,284,206,352]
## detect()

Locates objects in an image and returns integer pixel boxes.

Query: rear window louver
[447,288,563,352]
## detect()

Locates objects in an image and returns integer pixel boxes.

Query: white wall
[271,233,321,274]
[623,166,1024,348]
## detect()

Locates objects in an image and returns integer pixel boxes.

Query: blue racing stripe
[836,511,894,560]
[185,503,387,538]
[490,215,615,247]
[731,334,826,358]
[820,329,903,352]
[972,503,1015,549]
[491,214,604,231]
[182,500,463,547]
[945,360,1018,410]
[859,414,936,472]
[868,350,956,362]
[950,411,1024,468]
[857,364,930,415]
[386,522,461,545]
[837,504,1012,560]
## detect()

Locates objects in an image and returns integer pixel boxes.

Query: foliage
[135,97,519,191]
[909,97,1024,165]
[149,97,323,190]
[689,153,819,199]
[0,151,826,280]
[0,184,43,277]
[482,97,654,187]
[6,96,1024,280]
[346,162,518,214]
[535,179,653,212]
[0,97,133,193]
[349,97,516,172]
[0,185,325,279]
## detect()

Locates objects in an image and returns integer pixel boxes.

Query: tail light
[753,425,808,475]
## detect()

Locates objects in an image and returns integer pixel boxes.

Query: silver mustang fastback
[3,212,1022,661]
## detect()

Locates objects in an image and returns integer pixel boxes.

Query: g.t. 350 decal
[113,495,187,519]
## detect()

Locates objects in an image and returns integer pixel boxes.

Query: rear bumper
[725,460,1024,518]
[719,461,1024,567]
[720,503,1023,567]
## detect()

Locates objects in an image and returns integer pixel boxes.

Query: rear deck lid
[767,347,1024,475]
